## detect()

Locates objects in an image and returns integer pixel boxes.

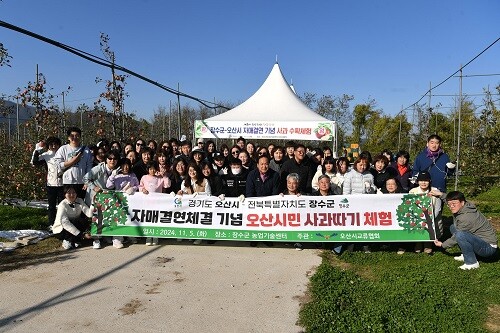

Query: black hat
[417,171,431,182]
[190,147,206,158]
[229,157,242,165]
[213,152,225,160]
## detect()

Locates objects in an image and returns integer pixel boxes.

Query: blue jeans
[450,224,498,264]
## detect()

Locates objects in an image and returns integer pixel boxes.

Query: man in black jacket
[222,158,249,197]
[279,144,315,194]
[245,154,279,247]
[246,155,280,197]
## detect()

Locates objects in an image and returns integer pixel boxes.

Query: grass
[472,187,500,216]
[0,205,49,231]
[298,184,500,332]
[299,248,500,332]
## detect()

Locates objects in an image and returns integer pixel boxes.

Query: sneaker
[74,242,81,248]
[397,248,406,255]
[113,239,124,249]
[424,247,433,254]
[93,240,101,249]
[193,239,202,245]
[145,237,153,246]
[414,243,423,253]
[362,245,371,253]
[62,240,72,250]
[294,243,303,251]
[459,262,479,270]
[152,238,159,245]
[127,237,137,244]
[454,254,465,262]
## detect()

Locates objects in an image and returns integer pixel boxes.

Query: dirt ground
[0,240,321,333]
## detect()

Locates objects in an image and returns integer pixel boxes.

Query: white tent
[195,63,337,150]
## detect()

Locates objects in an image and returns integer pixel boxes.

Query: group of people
[31,129,497,269]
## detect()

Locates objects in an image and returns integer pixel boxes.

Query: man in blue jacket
[412,134,455,192]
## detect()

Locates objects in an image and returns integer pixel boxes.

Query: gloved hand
[238,194,245,203]
[218,194,225,201]
[111,167,121,177]
[446,162,456,169]
[122,182,131,191]
[170,191,176,197]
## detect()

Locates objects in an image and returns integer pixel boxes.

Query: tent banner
[91,191,436,242]
[195,120,335,141]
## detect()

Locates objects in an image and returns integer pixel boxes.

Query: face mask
[231,167,241,175]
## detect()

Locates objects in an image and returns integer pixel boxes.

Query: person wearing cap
[412,134,455,192]
[212,152,228,175]
[407,171,443,254]
[222,158,249,198]
[431,190,498,270]
[190,147,206,167]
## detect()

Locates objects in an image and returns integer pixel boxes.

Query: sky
[0,0,499,121]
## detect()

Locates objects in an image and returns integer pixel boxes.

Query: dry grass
[0,236,81,273]
[486,304,500,332]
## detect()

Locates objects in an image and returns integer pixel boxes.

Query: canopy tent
[195,63,337,151]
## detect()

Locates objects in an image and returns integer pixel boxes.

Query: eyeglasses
[136,143,144,146]
[162,146,169,149]
[447,201,460,207]
[232,151,240,155]
[198,142,204,145]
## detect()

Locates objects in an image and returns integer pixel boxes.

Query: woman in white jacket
[342,157,377,195]
[52,186,93,250]
[340,156,376,253]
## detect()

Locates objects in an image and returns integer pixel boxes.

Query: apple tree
[396,193,436,240]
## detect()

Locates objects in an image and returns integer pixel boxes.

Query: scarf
[425,147,443,159]
[397,163,408,176]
